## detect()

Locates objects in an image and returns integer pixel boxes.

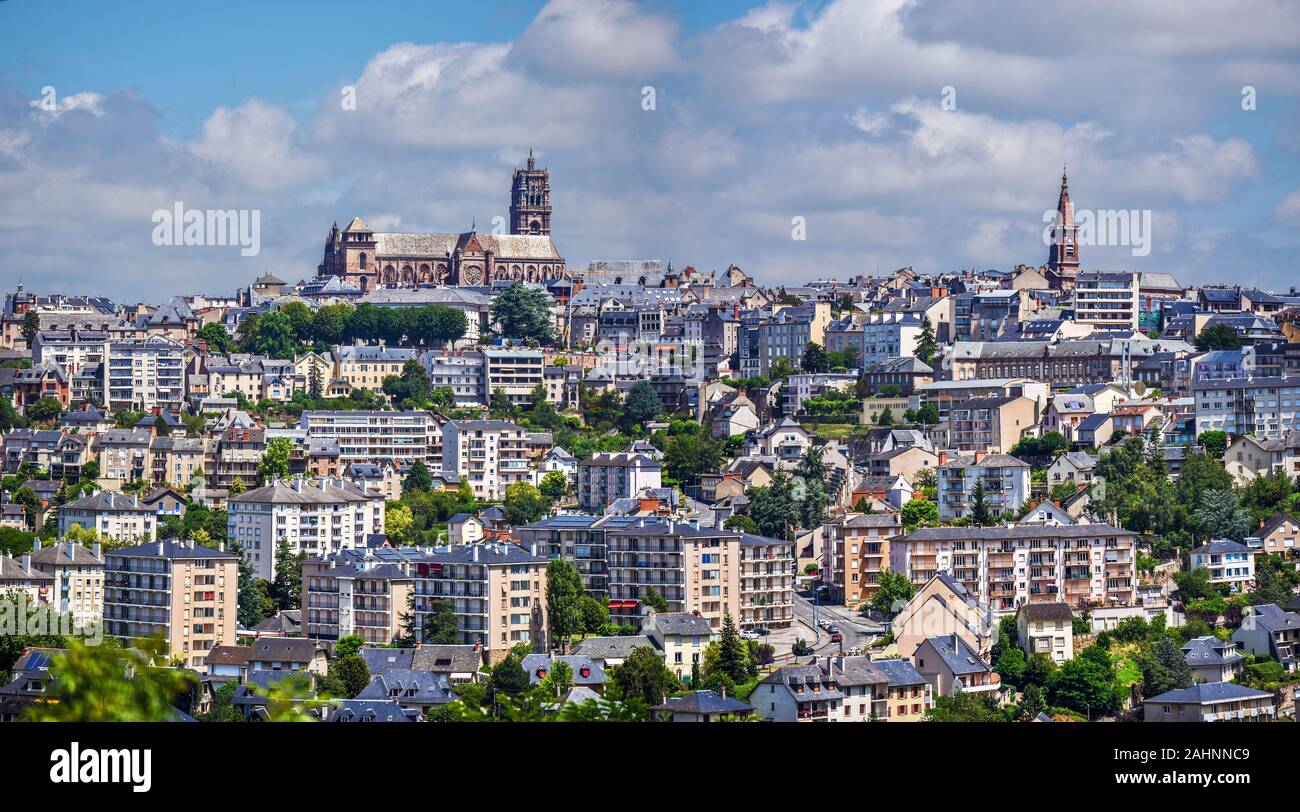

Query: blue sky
[1,0,1298,301]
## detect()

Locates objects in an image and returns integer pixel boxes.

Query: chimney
[157,541,165,555]
[974,450,986,463]
[65,540,73,558]
[33,539,41,551]
[938,451,948,466]
[21,554,31,571]
[93,542,102,559]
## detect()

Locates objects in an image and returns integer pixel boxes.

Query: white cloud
[191,99,323,192]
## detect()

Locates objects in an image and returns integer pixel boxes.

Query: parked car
[830,632,843,643]
[740,629,760,640]
[825,624,839,634]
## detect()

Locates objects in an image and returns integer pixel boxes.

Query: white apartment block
[936,453,1032,521]
[104,337,186,412]
[58,490,158,543]
[1193,376,1300,439]
[300,410,437,465]
[1073,271,1139,330]
[420,350,487,406]
[29,539,105,630]
[577,452,663,511]
[825,312,923,367]
[890,523,1138,615]
[227,476,386,581]
[482,348,545,406]
[442,419,534,500]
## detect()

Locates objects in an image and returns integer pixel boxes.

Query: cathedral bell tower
[509,150,552,236]
[1046,167,1080,283]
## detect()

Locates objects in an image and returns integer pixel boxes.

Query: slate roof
[1181,636,1243,667]
[1018,603,1074,623]
[652,690,753,716]
[921,634,991,676]
[647,612,715,637]
[872,657,926,687]
[571,635,656,661]
[328,699,420,722]
[1144,682,1272,704]
[248,637,322,664]
[410,645,483,675]
[520,654,608,686]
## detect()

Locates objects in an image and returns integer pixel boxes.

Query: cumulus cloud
[0,0,1296,301]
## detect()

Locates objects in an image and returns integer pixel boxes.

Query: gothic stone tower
[1046,167,1080,285]
[509,150,551,236]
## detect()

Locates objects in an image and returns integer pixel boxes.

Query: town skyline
[3,0,1300,301]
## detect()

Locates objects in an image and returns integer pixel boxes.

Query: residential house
[1015,602,1074,664]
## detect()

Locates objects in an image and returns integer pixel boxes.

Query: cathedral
[317,153,566,290]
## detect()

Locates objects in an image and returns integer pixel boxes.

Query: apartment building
[891,573,996,661]
[482,348,545,407]
[0,554,53,604]
[947,395,1039,453]
[737,532,795,631]
[104,337,186,412]
[420,349,487,406]
[103,539,239,671]
[302,553,414,646]
[821,512,902,606]
[31,327,107,377]
[1143,682,1276,722]
[1193,376,1300,439]
[890,523,1139,614]
[754,656,932,722]
[28,540,104,630]
[824,312,922,367]
[442,419,534,500]
[58,490,158,543]
[227,476,386,581]
[1015,602,1074,664]
[208,422,265,491]
[94,428,153,484]
[606,520,741,630]
[1188,539,1255,591]
[758,302,832,376]
[411,543,548,662]
[935,452,1032,521]
[334,345,418,393]
[301,410,437,465]
[1074,271,1139,330]
[576,452,663,511]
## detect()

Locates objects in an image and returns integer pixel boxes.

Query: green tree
[333,635,365,658]
[968,480,993,526]
[1046,645,1118,718]
[21,310,40,344]
[196,321,233,353]
[869,568,917,616]
[900,497,939,531]
[384,502,414,544]
[249,311,298,359]
[417,597,461,644]
[663,433,724,486]
[1194,324,1244,351]
[716,610,749,683]
[611,646,679,705]
[749,470,801,540]
[257,436,294,485]
[1019,684,1047,720]
[1138,634,1194,698]
[271,539,304,610]
[402,461,434,494]
[579,595,610,633]
[914,317,937,366]
[546,557,585,652]
[26,636,195,721]
[1197,430,1228,460]
[994,645,1027,688]
[491,282,555,344]
[622,380,662,433]
[723,514,758,533]
[927,691,1003,722]
[801,342,830,373]
[328,653,371,699]
[538,470,569,504]
[641,586,670,613]
[487,653,531,704]
[1192,489,1250,540]
[503,482,549,525]
[26,397,63,422]
[877,406,894,427]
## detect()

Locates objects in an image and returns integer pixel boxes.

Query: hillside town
[0,165,1297,725]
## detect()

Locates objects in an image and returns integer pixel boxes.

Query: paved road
[791,590,886,655]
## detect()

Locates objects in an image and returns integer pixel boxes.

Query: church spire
[1046,165,1080,283]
